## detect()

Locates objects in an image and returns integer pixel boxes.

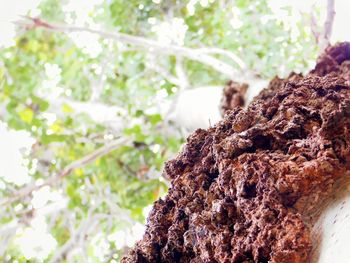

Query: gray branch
[18,17,247,79]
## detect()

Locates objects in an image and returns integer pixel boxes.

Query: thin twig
[146,61,182,86]
[1,137,131,206]
[197,47,246,69]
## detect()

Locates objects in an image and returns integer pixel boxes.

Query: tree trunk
[123,42,350,263]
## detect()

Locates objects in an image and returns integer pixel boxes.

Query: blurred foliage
[0,0,323,261]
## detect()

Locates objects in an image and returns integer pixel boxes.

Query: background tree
[0,0,334,261]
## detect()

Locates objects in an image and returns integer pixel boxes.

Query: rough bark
[220,81,248,116]
[122,42,350,263]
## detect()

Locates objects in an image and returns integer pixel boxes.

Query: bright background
[0,0,349,262]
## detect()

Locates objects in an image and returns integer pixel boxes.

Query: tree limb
[162,58,190,124]
[146,61,182,86]
[175,58,189,90]
[90,58,109,102]
[320,0,336,51]
[310,8,320,44]
[18,16,245,79]
[197,47,247,70]
[0,137,131,206]
[0,222,17,256]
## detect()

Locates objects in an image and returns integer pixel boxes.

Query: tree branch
[90,58,109,102]
[197,47,246,70]
[18,16,244,79]
[321,0,336,51]
[310,8,320,44]
[1,137,131,206]
[175,58,189,90]
[0,221,17,256]
[146,61,182,86]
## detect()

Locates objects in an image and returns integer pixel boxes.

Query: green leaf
[147,113,162,125]
[18,108,34,124]
[62,103,74,113]
[41,133,69,144]
[66,184,76,198]
[123,124,146,141]
[32,95,50,111]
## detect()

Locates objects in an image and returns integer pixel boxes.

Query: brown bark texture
[122,42,350,263]
[220,81,248,116]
